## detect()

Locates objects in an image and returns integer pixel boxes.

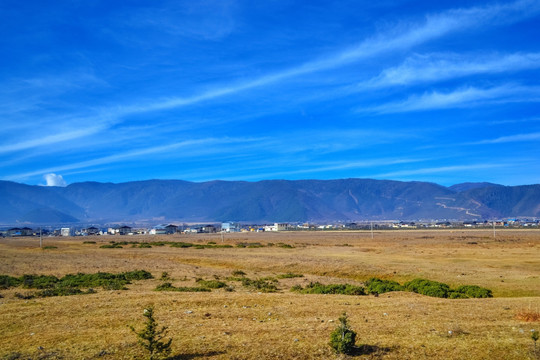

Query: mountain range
[1,179,539,225]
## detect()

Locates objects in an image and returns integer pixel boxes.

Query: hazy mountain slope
[0,181,84,224]
[448,182,502,192]
[1,179,539,225]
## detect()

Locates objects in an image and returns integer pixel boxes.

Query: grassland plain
[0,229,539,359]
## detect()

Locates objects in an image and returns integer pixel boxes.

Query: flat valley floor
[1,230,539,359]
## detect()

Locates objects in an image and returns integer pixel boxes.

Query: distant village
[1,218,539,237]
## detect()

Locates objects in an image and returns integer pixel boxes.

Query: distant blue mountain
[448,182,502,192]
[0,179,539,225]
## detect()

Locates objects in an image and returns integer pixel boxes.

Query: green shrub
[14,292,35,300]
[241,278,278,293]
[36,287,85,297]
[20,274,59,289]
[123,270,154,281]
[154,282,211,292]
[159,272,170,281]
[365,278,404,295]
[453,285,493,298]
[42,246,58,250]
[231,270,246,277]
[100,244,123,249]
[58,270,152,290]
[196,279,227,289]
[138,243,152,248]
[277,243,294,248]
[329,312,357,354]
[0,275,21,289]
[448,291,469,299]
[130,306,172,360]
[83,241,96,244]
[169,242,193,248]
[404,278,451,298]
[293,282,365,295]
[276,273,304,279]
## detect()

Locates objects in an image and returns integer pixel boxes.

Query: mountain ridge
[0,179,538,225]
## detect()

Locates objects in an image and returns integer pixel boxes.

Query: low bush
[453,285,493,298]
[293,282,365,295]
[159,272,170,281]
[42,246,57,250]
[36,287,86,297]
[194,244,233,249]
[196,279,227,289]
[404,278,452,298]
[241,278,278,293]
[231,270,246,277]
[155,282,211,292]
[20,274,59,289]
[0,275,21,289]
[6,270,153,299]
[138,243,152,248]
[100,244,123,249]
[276,273,304,279]
[169,242,194,248]
[14,292,35,300]
[83,241,96,244]
[277,243,294,248]
[365,278,404,295]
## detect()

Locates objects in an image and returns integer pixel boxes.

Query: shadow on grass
[166,351,226,359]
[347,344,395,357]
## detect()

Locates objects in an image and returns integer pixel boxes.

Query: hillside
[0,179,539,225]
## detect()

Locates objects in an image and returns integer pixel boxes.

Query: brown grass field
[1,229,539,359]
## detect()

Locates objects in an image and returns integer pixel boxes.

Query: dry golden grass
[0,229,539,359]
[515,310,540,322]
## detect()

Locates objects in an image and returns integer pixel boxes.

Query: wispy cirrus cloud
[2,0,539,158]
[1,137,264,182]
[124,0,540,114]
[362,84,540,113]
[465,132,540,145]
[357,52,540,89]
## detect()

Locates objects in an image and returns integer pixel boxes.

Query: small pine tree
[130,306,172,360]
[329,312,357,354]
[532,330,539,353]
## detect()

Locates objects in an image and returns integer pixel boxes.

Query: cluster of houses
[1,219,538,237]
[0,222,291,237]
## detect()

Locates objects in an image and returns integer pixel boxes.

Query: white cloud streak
[466,132,540,145]
[358,52,540,89]
[1,137,264,181]
[362,84,540,113]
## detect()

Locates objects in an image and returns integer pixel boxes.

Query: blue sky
[1,0,540,187]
